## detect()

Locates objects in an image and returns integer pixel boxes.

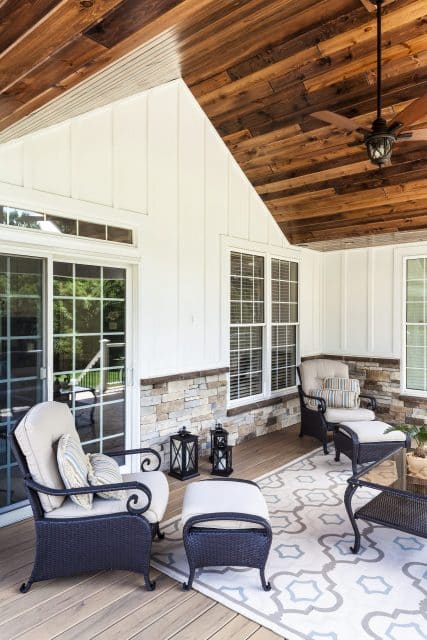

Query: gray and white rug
[151,449,427,640]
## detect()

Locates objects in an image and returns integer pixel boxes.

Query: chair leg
[144,573,156,591]
[154,522,165,541]
[260,567,271,591]
[335,448,340,462]
[322,436,329,455]
[19,577,34,593]
[183,566,195,591]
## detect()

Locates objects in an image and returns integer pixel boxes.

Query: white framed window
[229,250,299,404]
[405,256,427,393]
[271,259,298,391]
[229,251,265,401]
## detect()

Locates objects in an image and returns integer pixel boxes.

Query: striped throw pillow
[307,389,324,410]
[56,434,92,510]
[88,453,126,500]
[309,388,358,409]
[323,377,360,394]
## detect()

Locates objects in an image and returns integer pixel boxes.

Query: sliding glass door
[0,255,131,520]
[0,255,45,512]
[52,262,127,456]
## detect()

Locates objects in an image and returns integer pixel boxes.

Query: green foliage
[384,423,427,448]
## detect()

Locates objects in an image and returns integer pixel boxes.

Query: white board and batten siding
[323,243,427,360]
[0,79,320,379]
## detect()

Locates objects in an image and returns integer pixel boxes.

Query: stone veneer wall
[140,368,300,469]
[310,355,427,427]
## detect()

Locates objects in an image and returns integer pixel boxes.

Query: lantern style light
[169,426,199,481]
[211,423,233,477]
[365,118,395,167]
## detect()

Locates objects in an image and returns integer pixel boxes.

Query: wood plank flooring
[0,425,318,640]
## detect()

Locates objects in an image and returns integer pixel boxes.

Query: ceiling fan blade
[311,110,364,132]
[397,128,427,141]
[389,95,427,131]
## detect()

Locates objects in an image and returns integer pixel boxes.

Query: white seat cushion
[181,480,270,530]
[15,402,80,512]
[325,407,375,423]
[45,470,169,524]
[339,420,407,444]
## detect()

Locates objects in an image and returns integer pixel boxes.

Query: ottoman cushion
[339,420,407,444]
[181,480,270,530]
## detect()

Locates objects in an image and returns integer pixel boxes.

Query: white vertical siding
[0,78,319,376]
[71,108,113,206]
[113,94,148,213]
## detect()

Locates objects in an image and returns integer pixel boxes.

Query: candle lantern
[211,423,233,476]
[169,426,200,481]
[209,422,228,461]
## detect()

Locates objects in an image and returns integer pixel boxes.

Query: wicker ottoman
[334,420,410,474]
[181,478,272,591]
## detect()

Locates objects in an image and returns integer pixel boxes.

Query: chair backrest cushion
[299,359,349,394]
[15,401,80,512]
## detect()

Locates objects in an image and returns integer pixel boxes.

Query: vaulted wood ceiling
[0,0,426,249]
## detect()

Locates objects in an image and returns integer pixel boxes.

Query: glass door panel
[0,255,44,511]
[53,263,126,456]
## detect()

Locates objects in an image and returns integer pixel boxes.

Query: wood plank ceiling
[0,0,426,250]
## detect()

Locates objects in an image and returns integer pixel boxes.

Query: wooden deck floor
[0,425,318,640]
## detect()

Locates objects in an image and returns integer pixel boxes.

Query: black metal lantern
[209,422,228,460]
[169,426,199,481]
[211,423,233,477]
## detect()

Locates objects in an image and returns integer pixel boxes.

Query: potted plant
[384,424,427,479]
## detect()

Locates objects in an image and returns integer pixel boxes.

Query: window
[0,206,133,245]
[230,252,264,401]
[229,251,299,403]
[405,257,427,392]
[271,259,298,391]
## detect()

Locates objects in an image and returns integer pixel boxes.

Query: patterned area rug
[151,449,427,640]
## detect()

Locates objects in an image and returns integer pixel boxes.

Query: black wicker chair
[297,359,377,455]
[9,401,168,593]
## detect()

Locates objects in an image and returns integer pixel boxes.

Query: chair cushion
[325,407,375,423]
[339,420,407,444]
[181,480,270,530]
[299,359,349,394]
[88,453,126,500]
[15,401,80,512]
[45,470,169,524]
[57,434,92,510]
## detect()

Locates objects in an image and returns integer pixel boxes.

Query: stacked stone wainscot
[140,367,300,470]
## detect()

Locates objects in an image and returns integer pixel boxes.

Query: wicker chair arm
[359,394,377,411]
[335,423,360,445]
[107,447,161,471]
[183,512,272,536]
[24,477,153,515]
[301,390,326,413]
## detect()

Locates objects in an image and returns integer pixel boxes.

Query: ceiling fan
[311,0,427,167]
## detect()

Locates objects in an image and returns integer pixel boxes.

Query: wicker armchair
[9,401,169,593]
[298,359,377,454]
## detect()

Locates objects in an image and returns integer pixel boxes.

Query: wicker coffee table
[344,448,427,553]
